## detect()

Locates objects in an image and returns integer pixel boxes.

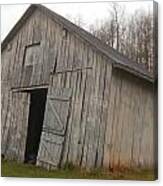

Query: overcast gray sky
[1,1,153,41]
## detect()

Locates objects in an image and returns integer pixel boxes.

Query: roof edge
[1,4,155,83]
[1,4,36,51]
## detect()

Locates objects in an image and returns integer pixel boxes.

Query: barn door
[37,88,72,169]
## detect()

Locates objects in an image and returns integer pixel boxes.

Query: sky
[1,1,153,41]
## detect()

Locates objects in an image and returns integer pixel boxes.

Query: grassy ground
[1,160,157,180]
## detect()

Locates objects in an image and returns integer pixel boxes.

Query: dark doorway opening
[24,88,48,164]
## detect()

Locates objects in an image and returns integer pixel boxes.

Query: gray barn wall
[103,69,155,170]
[1,8,156,170]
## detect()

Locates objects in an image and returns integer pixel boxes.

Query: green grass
[1,160,157,180]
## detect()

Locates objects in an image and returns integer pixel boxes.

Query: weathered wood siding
[1,7,156,171]
[2,91,30,161]
[1,9,71,157]
[2,10,57,88]
[1,10,53,158]
[103,69,155,170]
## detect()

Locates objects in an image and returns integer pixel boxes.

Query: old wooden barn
[1,4,158,171]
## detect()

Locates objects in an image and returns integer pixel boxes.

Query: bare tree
[89,3,154,72]
[66,13,85,27]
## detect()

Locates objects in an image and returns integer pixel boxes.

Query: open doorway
[24,88,48,164]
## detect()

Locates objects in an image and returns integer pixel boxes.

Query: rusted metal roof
[1,4,156,82]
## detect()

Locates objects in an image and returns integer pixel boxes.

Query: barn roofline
[1,4,156,83]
